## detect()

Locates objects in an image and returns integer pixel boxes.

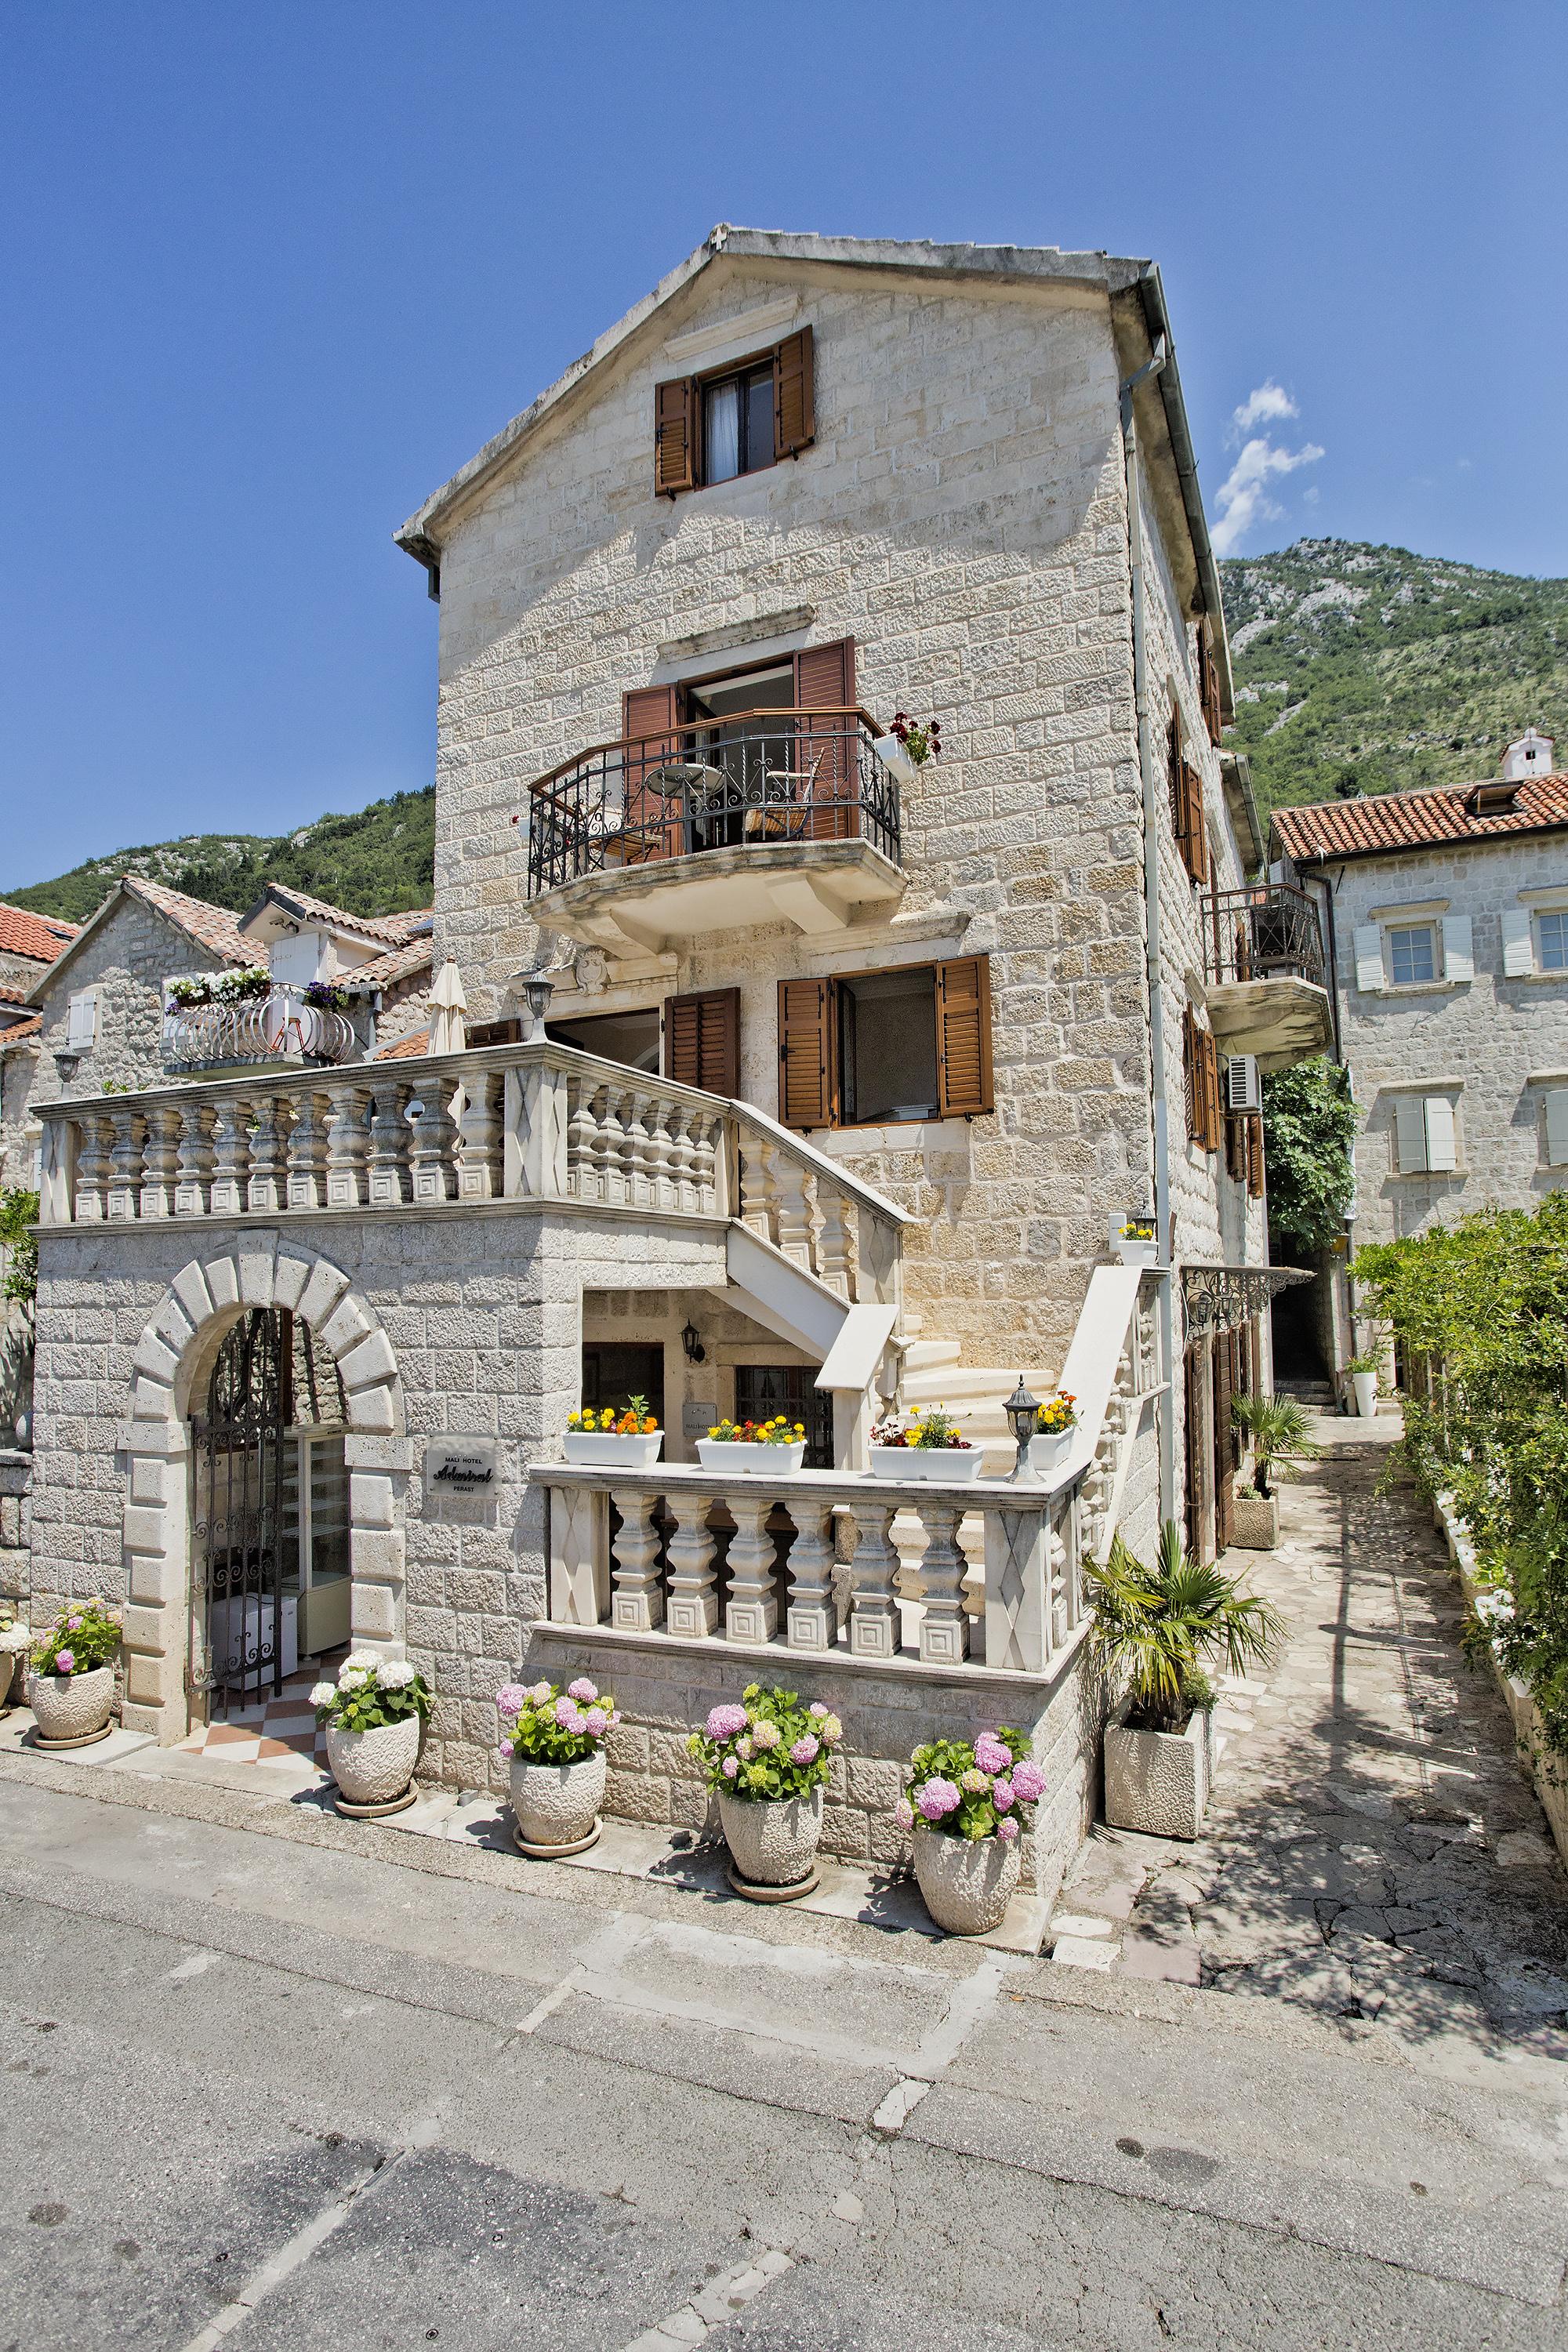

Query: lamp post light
[517,973,555,1040]
[1003,1375,1041,1484]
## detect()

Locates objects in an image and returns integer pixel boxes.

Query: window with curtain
[702,365,774,485]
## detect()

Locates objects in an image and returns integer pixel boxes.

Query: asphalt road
[2,1760,1566,2351]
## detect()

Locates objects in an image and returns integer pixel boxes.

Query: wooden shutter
[665,988,739,1098]
[773,326,815,460]
[621,684,682,862]
[1247,1116,1266,1199]
[1182,1344,1204,1559]
[1393,1094,1427,1174]
[1178,761,1210,885]
[935,955,993,1120]
[1183,1007,1200,1142]
[793,637,858,840]
[1212,1332,1236,1553]
[1225,1114,1247,1182]
[1502,906,1534,977]
[1198,627,1222,746]
[777,977,836,1129]
[1353,924,1384,993]
[655,377,699,496]
[1424,1095,1457,1172]
[1441,914,1474,983]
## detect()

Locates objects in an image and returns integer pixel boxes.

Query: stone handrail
[534,1459,1088,1678]
[34,1043,906,1306]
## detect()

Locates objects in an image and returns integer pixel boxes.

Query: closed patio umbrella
[427,956,468,1057]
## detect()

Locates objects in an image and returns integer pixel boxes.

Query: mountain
[1218,539,1568,816]
[4,786,435,926]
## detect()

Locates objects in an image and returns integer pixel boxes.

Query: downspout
[1120,337,1178,1524]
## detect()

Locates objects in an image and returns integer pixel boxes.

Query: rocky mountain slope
[1219,540,1568,815]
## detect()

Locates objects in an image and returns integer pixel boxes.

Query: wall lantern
[681,1320,706,1366]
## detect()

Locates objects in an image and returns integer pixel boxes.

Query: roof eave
[1130,264,1234,720]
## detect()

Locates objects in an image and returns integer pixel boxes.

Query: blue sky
[5,0,1564,890]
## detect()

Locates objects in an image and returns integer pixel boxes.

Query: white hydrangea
[338,1668,368,1690]
[343,1650,381,1672]
[308,1682,336,1708]
[377,1661,416,1689]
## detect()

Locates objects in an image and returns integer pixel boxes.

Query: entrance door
[191,1309,292,1720]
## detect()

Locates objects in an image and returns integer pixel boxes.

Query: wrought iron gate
[191,1308,292,1718]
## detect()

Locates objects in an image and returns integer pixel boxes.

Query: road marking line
[516,1971,583,2034]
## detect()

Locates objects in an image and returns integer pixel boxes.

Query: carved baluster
[609,1486,663,1632]
[405,1089,454,1203]
[590,1084,622,1204]
[246,1095,287,1212]
[139,1105,180,1218]
[815,1181,852,1299]
[173,1105,215,1218]
[455,1069,500,1200]
[648,1095,681,1211]
[563,1073,594,1199]
[1058,1489,1083,1635]
[665,1103,697,1213]
[367,1083,408,1206]
[689,1111,719,1214]
[785,1497,837,1652]
[325,1083,370,1209]
[724,1495,779,1644]
[916,1503,969,1664]
[106,1109,145,1220]
[208,1098,251,1215]
[624,1088,656,1208]
[775,1157,812,1270]
[844,1497,901,1659]
[664,1498,718,1638]
[286,1090,328,1209]
[739,1138,779,1243]
[73,1116,114,1223]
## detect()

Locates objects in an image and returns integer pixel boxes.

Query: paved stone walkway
[1053,1414,1568,2061]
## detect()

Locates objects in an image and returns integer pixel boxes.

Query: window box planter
[1229,1491,1279,1550]
[1029,1429,1074,1476]
[869,1446,983,1483]
[1113,1236,1159,1269]
[1103,1697,1213,1841]
[511,1751,606,1857]
[563,1431,664,1469]
[696,1439,806,1475]
[873,735,919,786]
[27,1664,115,1750]
[912,1827,1022,1936]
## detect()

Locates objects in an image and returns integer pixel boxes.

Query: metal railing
[1205,883,1326,991]
[164,986,358,1074]
[526,709,902,896]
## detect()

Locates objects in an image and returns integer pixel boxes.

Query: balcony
[1202,884,1334,1070]
[164,985,359,1076]
[525,709,906,954]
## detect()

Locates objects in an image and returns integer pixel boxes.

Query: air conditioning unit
[1225,1054,1262,1116]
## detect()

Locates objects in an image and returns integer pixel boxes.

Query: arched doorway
[191,1308,349,1720]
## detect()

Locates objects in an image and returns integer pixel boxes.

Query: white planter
[1352,1371,1378,1418]
[28,1664,115,1746]
[510,1749,606,1853]
[563,1431,664,1468]
[912,1828,1022,1936]
[873,735,919,785]
[696,1440,806,1476]
[1229,1491,1279,1550]
[869,1446,984,1483]
[1103,1699,1212,1840]
[718,1787,823,1888]
[1114,1237,1160,1268]
[326,1715,423,1813]
[1028,1428,1075,1475]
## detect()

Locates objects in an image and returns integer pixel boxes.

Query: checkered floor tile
[175,1653,344,1773]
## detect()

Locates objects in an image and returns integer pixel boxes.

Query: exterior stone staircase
[897,1338,1057,1472]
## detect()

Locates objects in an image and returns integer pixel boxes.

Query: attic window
[655,328,815,498]
[1465,781,1520,816]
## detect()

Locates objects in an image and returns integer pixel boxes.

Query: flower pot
[696,1440,807,1476]
[28,1664,115,1748]
[1352,1371,1377,1419]
[510,1749,606,1857]
[1028,1428,1075,1476]
[0,1653,15,1711]
[912,1828,1022,1936]
[873,735,919,786]
[563,1431,664,1468]
[869,1446,984,1483]
[325,1715,423,1817]
[1114,1237,1160,1268]
[1103,1699,1212,1840]
[1229,1491,1279,1550]
[718,1786,823,1895]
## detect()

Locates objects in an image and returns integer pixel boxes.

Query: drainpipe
[1120,337,1178,1524]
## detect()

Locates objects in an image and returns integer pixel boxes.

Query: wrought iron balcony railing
[164,986,359,1075]
[1204,884,1326,992]
[526,709,901,898]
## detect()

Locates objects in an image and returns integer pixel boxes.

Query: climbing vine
[1261,1056,1356,1254]
[0,1189,38,1307]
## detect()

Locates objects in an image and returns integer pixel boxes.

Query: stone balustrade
[535,1460,1087,1678]
[35,1043,905,1307]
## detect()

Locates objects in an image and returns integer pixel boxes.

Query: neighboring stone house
[20,230,1330,1905]
[0,902,77,997]
[1272,734,1568,1367]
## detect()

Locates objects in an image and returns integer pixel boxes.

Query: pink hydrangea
[567,1678,598,1704]
[916,1777,960,1820]
[992,1778,1015,1811]
[789,1734,819,1766]
[1010,1760,1045,1802]
[705,1702,748,1741]
[67,1615,83,1632]
[895,1797,914,1831]
[583,1708,608,1737]
[495,1683,528,1718]
[54,1649,75,1675]
[973,1732,1010,1775]
[721,1755,739,1778]
[565,1709,589,1737]
[751,1721,781,1752]
[808,1701,829,1720]
[554,1696,578,1727]
[608,1709,622,1728]
[995,1815,1020,1843]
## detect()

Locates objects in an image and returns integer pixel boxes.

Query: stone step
[899,1364,1055,1403]
[898,1339,963,1374]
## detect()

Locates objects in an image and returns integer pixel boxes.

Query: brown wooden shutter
[665,988,739,1098]
[1225,1113,1247,1183]
[1167,713,1183,840]
[1183,1007,1200,1142]
[1247,1115,1266,1199]
[793,637,858,840]
[655,376,699,496]
[1199,626,1223,746]
[777,977,836,1130]
[935,955,993,1120]
[621,684,682,861]
[773,327,815,459]
[1183,1343,1204,1559]
[1212,1332,1236,1553]
[1205,1032,1224,1152]
[1177,760,1210,885]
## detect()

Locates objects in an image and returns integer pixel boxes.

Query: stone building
[17,230,1329,1903]
[0,902,77,999]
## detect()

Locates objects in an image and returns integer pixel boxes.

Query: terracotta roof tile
[124,877,252,963]
[376,1026,430,1060]
[0,982,27,1005]
[0,903,78,964]
[256,887,434,947]
[1273,774,1568,863]
[347,935,435,992]
[0,1012,42,1044]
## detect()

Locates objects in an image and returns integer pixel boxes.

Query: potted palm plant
[1229,1393,1323,1547]
[27,1599,122,1748]
[1088,1523,1283,1839]
[311,1652,430,1817]
[499,1675,620,1855]
[688,1682,842,1900]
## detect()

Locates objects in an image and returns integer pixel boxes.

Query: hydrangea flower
[705,1703,748,1741]
[554,1696,578,1727]
[379,1661,416,1689]
[973,1733,1011,1775]
[608,1709,622,1728]
[530,1679,553,1705]
[992,1777,1014,1811]
[960,1767,990,1795]
[309,1682,336,1708]
[819,1714,843,1744]
[567,1678,598,1703]
[344,1650,380,1672]
[67,1615,83,1632]
[808,1701,829,1720]
[721,1755,739,1778]
[583,1707,608,1737]
[54,1648,75,1675]
[995,1815,1020,1843]
[1011,1761,1046,1803]
[895,1797,914,1831]
[789,1735,819,1766]
[496,1683,528,1717]
[751,1720,781,1752]
[916,1777,960,1820]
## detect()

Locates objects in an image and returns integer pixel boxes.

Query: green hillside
[4,786,435,926]
[1219,539,1568,816]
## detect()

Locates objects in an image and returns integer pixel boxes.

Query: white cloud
[1227,380,1298,441]
[1210,384,1324,557]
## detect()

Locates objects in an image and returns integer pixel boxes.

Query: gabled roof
[24,875,251,1004]
[0,903,78,965]
[0,1011,42,1047]
[238,884,434,949]
[1272,774,1568,865]
[376,1025,430,1060]
[395,226,1230,695]
[349,932,435,992]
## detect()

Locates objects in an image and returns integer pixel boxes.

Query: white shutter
[1501,907,1534,978]
[1545,1091,1568,1168]
[66,989,97,1048]
[1225,1054,1261,1114]
[1354,924,1384,993]
[1424,1095,1457,1172]
[1393,1095,1428,1174]
[1441,915,1473,982]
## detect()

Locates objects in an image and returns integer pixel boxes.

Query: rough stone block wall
[0,1448,30,1608]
